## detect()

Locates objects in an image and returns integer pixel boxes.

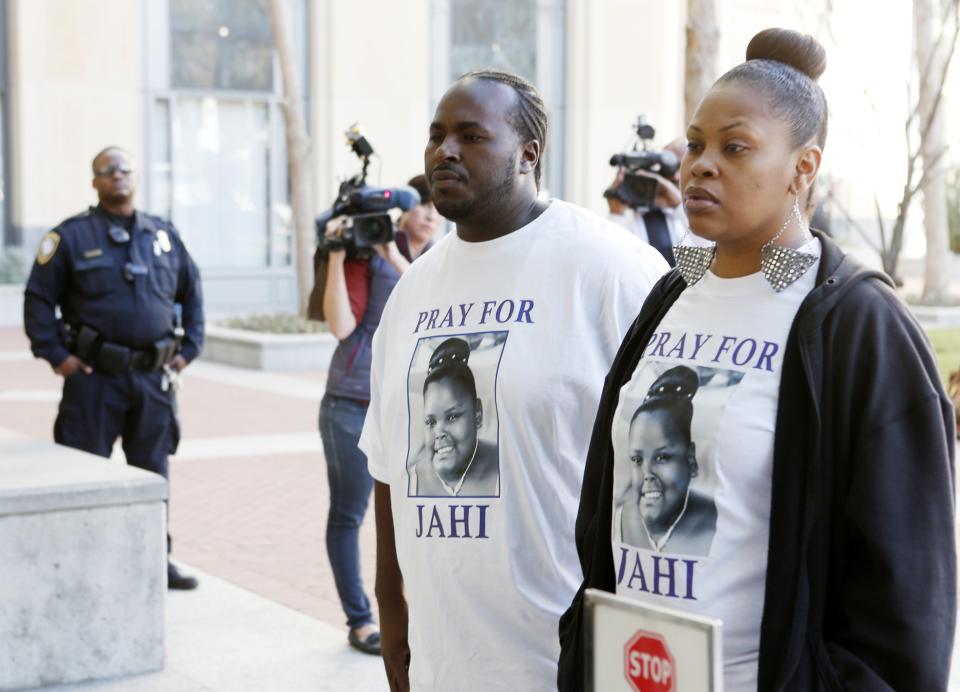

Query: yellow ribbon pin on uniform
[36,232,60,265]
[157,230,172,253]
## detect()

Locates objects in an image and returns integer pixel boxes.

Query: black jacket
[558,232,956,691]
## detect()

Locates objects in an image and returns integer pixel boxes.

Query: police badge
[157,230,172,253]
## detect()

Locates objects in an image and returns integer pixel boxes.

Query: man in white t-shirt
[359,69,669,692]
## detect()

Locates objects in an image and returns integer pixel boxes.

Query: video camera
[315,124,420,260]
[605,115,680,212]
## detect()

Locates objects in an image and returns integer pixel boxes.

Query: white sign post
[584,588,723,692]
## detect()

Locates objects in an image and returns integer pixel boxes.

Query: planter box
[910,305,960,328]
[0,432,167,690]
[0,284,23,327]
[201,324,338,371]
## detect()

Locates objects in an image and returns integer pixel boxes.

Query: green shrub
[220,313,328,334]
[948,168,960,253]
[927,326,960,387]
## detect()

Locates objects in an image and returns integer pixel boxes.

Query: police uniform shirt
[23,206,204,367]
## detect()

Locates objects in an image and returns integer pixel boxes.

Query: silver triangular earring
[672,234,716,286]
[760,199,817,292]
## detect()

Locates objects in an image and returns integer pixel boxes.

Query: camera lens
[352,214,394,247]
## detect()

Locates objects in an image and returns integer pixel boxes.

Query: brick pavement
[169,451,378,629]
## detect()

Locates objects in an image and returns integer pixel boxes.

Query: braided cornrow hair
[458,69,548,189]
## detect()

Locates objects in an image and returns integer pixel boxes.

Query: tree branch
[825,189,881,253]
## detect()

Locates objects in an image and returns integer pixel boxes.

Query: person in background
[319,174,441,655]
[23,146,204,590]
[606,137,688,266]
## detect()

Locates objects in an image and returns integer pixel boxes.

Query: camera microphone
[609,150,679,170]
[348,185,421,213]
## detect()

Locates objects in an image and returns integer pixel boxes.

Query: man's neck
[456,194,547,243]
[99,199,135,218]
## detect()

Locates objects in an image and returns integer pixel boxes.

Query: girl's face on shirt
[423,378,480,478]
[629,408,695,533]
[680,82,813,249]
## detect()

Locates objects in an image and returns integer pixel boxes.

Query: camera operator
[606,137,688,267]
[319,173,441,656]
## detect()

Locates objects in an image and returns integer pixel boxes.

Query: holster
[73,325,102,363]
[148,336,180,371]
[97,342,132,375]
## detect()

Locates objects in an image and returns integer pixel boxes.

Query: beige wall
[310,0,433,214]
[8,0,142,232]
[565,0,687,212]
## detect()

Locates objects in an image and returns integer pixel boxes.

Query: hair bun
[643,366,699,405]
[746,28,826,81]
[428,337,471,375]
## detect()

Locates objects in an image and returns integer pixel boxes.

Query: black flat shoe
[348,628,381,656]
[168,562,199,590]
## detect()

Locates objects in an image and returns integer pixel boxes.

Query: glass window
[449,0,537,81]
[172,97,272,269]
[0,1,18,285]
[149,99,172,221]
[441,0,566,198]
[146,0,303,273]
[170,0,274,91]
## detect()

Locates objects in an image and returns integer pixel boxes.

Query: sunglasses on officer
[94,164,134,177]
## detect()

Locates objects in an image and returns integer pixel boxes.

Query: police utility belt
[67,324,181,375]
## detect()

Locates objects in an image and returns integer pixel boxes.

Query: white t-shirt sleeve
[663,205,689,245]
[358,299,390,483]
[608,210,635,233]
[601,237,670,346]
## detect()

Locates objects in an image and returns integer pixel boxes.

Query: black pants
[54,368,180,552]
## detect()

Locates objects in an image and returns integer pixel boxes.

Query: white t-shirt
[609,205,688,247]
[610,239,821,692]
[360,199,669,692]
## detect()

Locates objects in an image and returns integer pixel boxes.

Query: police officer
[24,146,204,590]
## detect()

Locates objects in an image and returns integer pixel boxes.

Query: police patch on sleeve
[36,232,60,265]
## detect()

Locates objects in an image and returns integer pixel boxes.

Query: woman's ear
[789,144,822,197]
[474,398,484,429]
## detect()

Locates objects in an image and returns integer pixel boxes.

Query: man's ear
[518,139,541,176]
[687,442,698,478]
[474,398,484,429]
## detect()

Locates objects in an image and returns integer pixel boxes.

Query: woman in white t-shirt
[559,28,956,692]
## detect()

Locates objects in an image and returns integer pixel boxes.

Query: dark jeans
[319,393,374,629]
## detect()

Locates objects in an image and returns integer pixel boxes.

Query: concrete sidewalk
[46,566,388,692]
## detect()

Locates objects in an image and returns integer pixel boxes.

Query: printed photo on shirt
[612,363,742,556]
[406,331,507,498]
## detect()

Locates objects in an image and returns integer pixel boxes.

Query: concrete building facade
[0,0,918,324]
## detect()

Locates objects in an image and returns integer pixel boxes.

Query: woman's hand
[374,241,411,275]
[324,217,348,256]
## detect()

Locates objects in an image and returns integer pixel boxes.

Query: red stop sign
[624,630,676,692]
